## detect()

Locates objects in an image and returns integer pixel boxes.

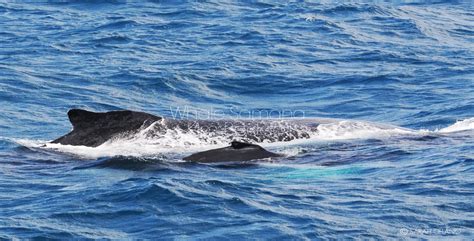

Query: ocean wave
[90,35,132,44]
[96,20,138,30]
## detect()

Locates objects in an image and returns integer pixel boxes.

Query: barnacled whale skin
[51,109,319,162]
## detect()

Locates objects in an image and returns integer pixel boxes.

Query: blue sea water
[1,0,474,239]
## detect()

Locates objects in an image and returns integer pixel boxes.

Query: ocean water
[1,1,473,239]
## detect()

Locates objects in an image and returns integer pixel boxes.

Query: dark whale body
[183,141,282,163]
[52,109,319,162]
[52,109,161,147]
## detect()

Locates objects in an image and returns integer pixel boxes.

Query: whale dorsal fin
[67,109,161,129]
[52,109,161,147]
[231,141,257,149]
[68,109,102,129]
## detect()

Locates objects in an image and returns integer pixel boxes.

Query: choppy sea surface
[1,1,473,239]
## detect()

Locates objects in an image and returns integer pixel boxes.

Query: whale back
[183,141,281,163]
[51,109,161,147]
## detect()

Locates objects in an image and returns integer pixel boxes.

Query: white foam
[313,120,416,141]
[438,117,474,133]
[14,139,46,148]
[301,14,318,22]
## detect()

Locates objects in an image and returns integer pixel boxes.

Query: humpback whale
[52,109,320,162]
[183,141,282,163]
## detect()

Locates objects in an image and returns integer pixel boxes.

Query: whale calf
[183,141,282,163]
[52,109,320,162]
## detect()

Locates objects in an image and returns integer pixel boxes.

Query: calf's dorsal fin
[231,141,256,149]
